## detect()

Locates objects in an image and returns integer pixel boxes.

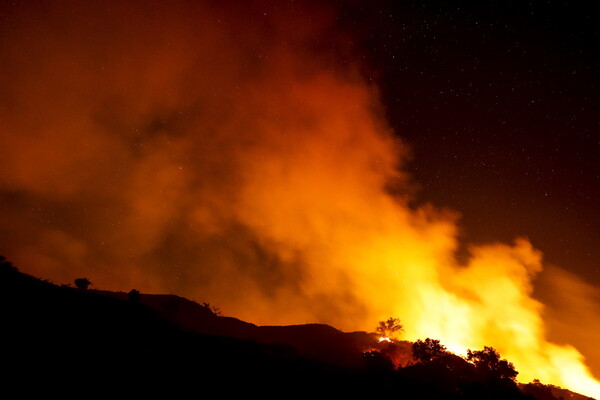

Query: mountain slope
[1,258,593,399]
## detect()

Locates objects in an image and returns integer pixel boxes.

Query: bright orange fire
[0,2,598,397]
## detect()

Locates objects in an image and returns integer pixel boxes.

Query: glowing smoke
[0,1,598,396]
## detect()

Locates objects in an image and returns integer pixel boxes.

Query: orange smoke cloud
[0,1,598,396]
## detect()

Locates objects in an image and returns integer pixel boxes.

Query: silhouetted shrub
[467,346,518,382]
[74,278,91,290]
[128,289,140,303]
[0,255,18,275]
[412,338,447,363]
[202,302,222,316]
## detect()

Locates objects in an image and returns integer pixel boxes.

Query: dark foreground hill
[94,289,383,368]
[0,258,594,399]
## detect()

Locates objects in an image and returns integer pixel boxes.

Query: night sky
[341,1,600,286]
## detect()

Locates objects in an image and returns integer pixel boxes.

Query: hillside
[0,257,594,399]
[94,289,382,368]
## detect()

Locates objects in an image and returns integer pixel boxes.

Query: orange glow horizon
[0,1,598,397]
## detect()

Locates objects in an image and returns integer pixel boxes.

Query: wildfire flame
[0,1,598,397]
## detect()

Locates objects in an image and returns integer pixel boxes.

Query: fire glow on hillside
[0,1,598,396]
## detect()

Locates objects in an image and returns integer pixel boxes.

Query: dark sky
[338,1,600,286]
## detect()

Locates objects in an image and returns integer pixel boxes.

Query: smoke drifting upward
[0,1,599,396]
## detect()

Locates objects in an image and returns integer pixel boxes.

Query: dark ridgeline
[0,256,594,399]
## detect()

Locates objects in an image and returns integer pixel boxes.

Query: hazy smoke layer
[0,1,598,395]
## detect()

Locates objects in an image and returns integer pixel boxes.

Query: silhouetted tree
[376,317,403,338]
[74,278,91,290]
[128,289,140,303]
[412,338,447,363]
[466,346,518,381]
